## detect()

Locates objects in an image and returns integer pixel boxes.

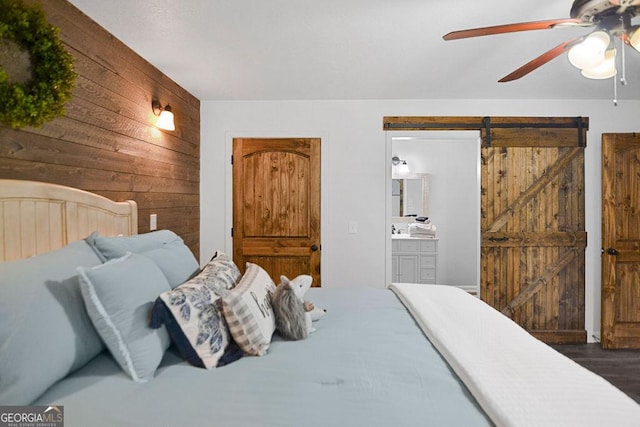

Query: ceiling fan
[443,0,640,83]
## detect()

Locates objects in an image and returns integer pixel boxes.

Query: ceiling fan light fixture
[568,30,610,69]
[581,48,617,79]
[629,26,640,52]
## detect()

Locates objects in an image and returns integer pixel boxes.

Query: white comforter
[391,283,640,427]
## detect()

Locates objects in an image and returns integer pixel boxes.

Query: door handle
[311,244,319,252]
[606,247,619,256]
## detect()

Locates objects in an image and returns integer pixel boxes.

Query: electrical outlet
[348,221,358,234]
[150,213,157,231]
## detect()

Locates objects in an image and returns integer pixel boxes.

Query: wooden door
[232,138,321,286]
[601,133,640,349]
[480,121,587,344]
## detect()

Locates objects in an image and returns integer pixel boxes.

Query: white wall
[200,98,640,342]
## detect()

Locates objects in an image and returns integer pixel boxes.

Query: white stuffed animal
[271,274,326,340]
[304,301,327,323]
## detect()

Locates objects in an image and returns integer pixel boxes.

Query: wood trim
[383,116,589,148]
[383,116,589,130]
[530,330,587,344]
[383,116,486,130]
[482,232,587,247]
[483,128,587,148]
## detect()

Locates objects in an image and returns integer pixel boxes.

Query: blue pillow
[0,240,103,405]
[86,230,181,261]
[141,243,200,289]
[78,253,172,382]
[86,230,199,289]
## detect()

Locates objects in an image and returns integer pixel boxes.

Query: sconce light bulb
[155,105,175,131]
[399,161,410,175]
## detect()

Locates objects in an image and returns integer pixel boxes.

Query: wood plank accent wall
[0,0,200,258]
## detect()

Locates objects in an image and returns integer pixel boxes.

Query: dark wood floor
[552,344,640,404]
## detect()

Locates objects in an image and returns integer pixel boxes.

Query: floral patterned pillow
[196,251,242,295]
[150,268,243,369]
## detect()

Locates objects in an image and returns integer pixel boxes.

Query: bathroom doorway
[386,131,481,294]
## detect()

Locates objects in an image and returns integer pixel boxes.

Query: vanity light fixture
[152,100,175,131]
[391,155,410,175]
[399,161,410,175]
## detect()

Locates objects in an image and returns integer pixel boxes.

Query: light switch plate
[150,213,157,231]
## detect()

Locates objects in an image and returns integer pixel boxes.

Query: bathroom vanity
[391,236,438,284]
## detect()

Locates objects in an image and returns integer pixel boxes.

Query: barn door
[480,118,587,344]
[601,133,640,349]
[383,116,588,343]
[232,138,321,286]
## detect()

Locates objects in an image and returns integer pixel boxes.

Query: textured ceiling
[68,0,640,101]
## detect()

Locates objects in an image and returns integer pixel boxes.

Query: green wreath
[0,0,76,129]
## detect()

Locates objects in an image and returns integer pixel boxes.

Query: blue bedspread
[34,288,491,427]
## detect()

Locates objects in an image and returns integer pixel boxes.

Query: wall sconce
[391,155,410,175]
[152,100,175,131]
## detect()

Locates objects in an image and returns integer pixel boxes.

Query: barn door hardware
[487,236,509,242]
[483,117,491,147]
[481,117,587,148]
[576,116,586,147]
[605,247,619,256]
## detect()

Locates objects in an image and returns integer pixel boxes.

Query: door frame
[224,131,329,281]
[384,130,482,289]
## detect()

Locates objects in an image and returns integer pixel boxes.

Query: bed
[1,180,638,427]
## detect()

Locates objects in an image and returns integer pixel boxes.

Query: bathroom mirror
[391,174,429,219]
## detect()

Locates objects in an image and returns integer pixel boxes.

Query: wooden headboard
[0,180,137,262]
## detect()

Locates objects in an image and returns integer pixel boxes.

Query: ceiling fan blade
[443,18,583,41]
[498,38,582,82]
